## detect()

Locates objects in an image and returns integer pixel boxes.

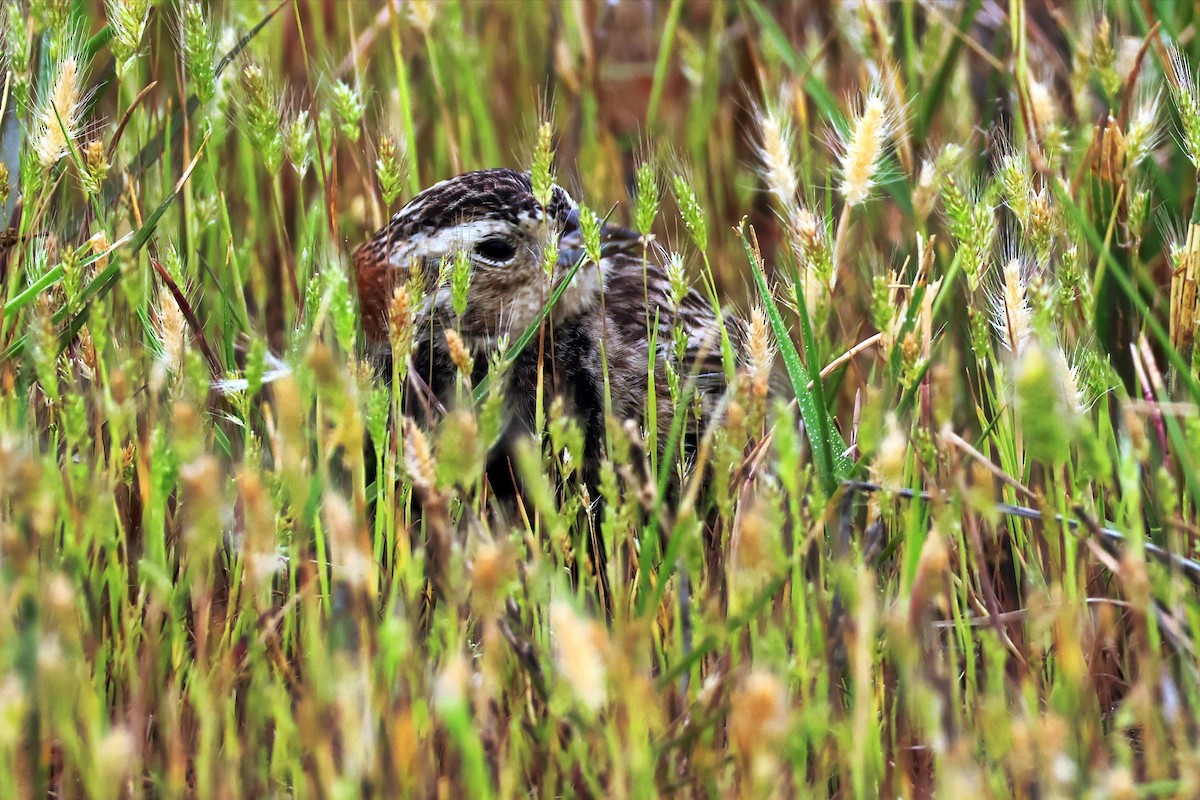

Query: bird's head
[354,168,633,348]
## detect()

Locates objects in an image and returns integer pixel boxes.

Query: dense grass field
[1,0,1200,796]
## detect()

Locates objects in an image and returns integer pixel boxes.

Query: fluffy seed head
[838,86,895,207]
[95,726,136,787]
[550,601,607,714]
[237,470,286,587]
[729,669,789,763]
[388,284,415,361]
[1014,341,1075,465]
[444,328,474,379]
[408,0,437,34]
[469,539,515,618]
[1125,90,1162,167]
[755,102,799,211]
[991,257,1032,355]
[33,46,88,170]
[153,285,188,372]
[433,653,469,711]
[238,62,283,173]
[913,158,938,220]
[1027,77,1058,133]
[1049,346,1087,416]
[402,417,436,489]
[745,307,775,403]
[873,413,907,490]
[789,205,833,287]
[330,79,365,142]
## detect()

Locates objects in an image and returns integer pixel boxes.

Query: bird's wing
[599,252,747,402]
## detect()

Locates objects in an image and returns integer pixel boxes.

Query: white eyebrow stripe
[386,219,513,268]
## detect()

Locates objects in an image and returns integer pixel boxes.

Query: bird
[352,167,759,494]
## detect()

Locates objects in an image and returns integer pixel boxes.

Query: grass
[1,0,1200,796]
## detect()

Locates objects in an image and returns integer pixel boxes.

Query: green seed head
[672,174,707,252]
[633,161,660,237]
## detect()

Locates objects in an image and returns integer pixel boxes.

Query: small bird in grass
[353,167,759,492]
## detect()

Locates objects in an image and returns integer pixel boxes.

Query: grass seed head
[730,669,789,767]
[837,85,896,207]
[672,173,708,252]
[1015,341,1075,465]
[433,653,469,712]
[179,1,216,104]
[745,307,775,404]
[664,251,688,308]
[0,672,28,747]
[388,283,416,363]
[375,133,407,206]
[435,409,482,490]
[579,205,602,265]
[1028,77,1058,133]
[408,0,437,34]
[730,495,781,591]
[1125,90,1162,167]
[81,139,109,197]
[873,413,908,490]
[996,132,1033,226]
[1170,50,1200,167]
[95,725,136,788]
[755,100,799,212]
[2,2,31,84]
[237,470,285,587]
[469,539,515,619]
[331,79,365,143]
[444,328,474,380]
[1169,223,1198,358]
[41,572,75,627]
[402,417,436,490]
[153,285,188,374]
[531,120,555,209]
[789,205,834,291]
[991,257,1032,355]
[284,109,314,179]
[238,62,283,173]
[33,42,88,170]
[325,491,371,588]
[913,158,939,221]
[450,249,471,318]
[909,529,950,626]
[633,160,660,237]
[550,601,607,715]
[106,0,151,75]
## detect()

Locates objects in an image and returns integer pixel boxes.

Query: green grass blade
[739,221,850,494]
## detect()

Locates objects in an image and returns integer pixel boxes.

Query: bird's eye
[474,238,517,263]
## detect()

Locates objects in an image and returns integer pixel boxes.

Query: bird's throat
[552,262,602,324]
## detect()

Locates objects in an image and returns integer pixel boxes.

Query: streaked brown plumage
[353,168,753,488]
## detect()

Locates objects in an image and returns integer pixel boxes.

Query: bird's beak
[556,208,642,271]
